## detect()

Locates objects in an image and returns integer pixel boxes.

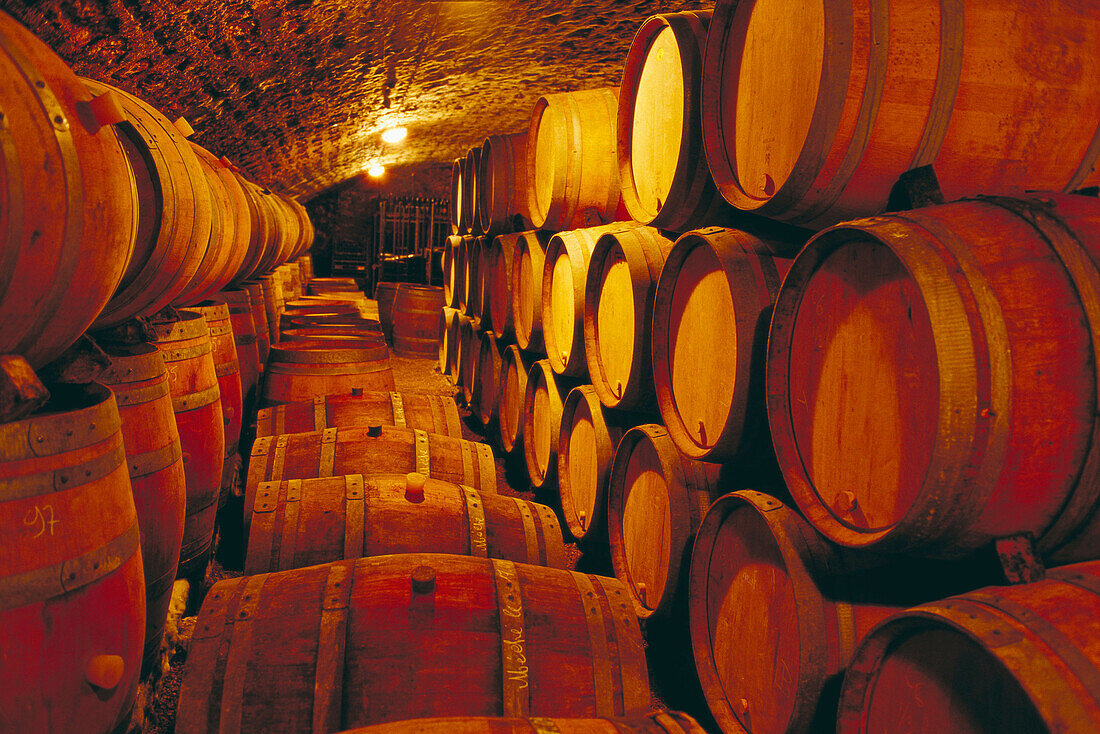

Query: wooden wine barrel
[280,329,387,348]
[652,226,792,462]
[522,360,580,489]
[184,301,243,463]
[252,190,287,276]
[459,316,482,408]
[259,273,284,345]
[473,329,503,428]
[618,11,735,232]
[608,424,721,619]
[0,382,144,733]
[281,313,382,334]
[308,277,361,295]
[83,78,205,331]
[393,285,445,357]
[245,473,567,573]
[447,313,469,386]
[477,234,496,324]
[497,345,531,457]
[262,341,395,407]
[450,157,466,234]
[543,223,640,378]
[374,281,401,342]
[702,0,1100,229]
[487,233,520,341]
[277,263,302,302]
[690,491,901,734]
[176,554,650,732]
[242,280,271,365]
[456,236,471,312]
[767,194,1100,560]
[439,306,461,379]
[464,236,485,320]
[478,132,531,237]
[335,711,707,734]
[511,230,552,352]
[254,391,462,439]
[100,345,187,673]
[526,87,629,232]
[465,143,484,236]
[244,426,497,527]
[558,385,634,545]
[230,174,272,285]
[182,143,250,303]
[149,312,225,578]
[283,254,304,299]
[837,560,1100,734]
[584,227,675,410]
[1,25,142,358]
[282,298,360,317]
[219,289,261,413]
[444,235,463,308]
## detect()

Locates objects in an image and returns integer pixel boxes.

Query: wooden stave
[439,306,461,379]
[176,553,651,732]
[487,232,521,342]
[465,144,485,236]
[254,391,463,439]
[450,157,465,234]
[375,281,402,343]
[477,132,532,237]
[241,280,272,365]
[473,329,504,429]
[243,426,497,529]
[584,227,675,410]
[331,711,707,734]
[244,473,567,573]
[0,382,145,733]
[218,288,261,413]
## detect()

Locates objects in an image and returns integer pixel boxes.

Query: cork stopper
[405,472,426,503]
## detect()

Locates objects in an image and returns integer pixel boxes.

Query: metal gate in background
[372,197,449,295]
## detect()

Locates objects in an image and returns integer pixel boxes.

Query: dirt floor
[137,345,719,733]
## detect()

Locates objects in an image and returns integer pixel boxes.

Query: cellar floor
[140,348,719,733]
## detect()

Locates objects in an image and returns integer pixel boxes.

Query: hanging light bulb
[381,126,407,143]
[368,164,385,177]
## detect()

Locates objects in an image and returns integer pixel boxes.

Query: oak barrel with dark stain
[254,390,462,439]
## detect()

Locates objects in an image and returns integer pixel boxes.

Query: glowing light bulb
[381,127,407,143]
[368,165,385,177]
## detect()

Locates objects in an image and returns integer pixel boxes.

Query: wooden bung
[702,0,1100,229]
[511,230,552,352]
[245,473,567,573]
[496,345,530,456]
[607,424,722,619]
[584,227,675,410]
[543,222,640,378]
[177,554,651,732]
[254,390,462,439]
[522,359,581,489]
[244,425,497,529]
[558,385,640,545]
[652,226,792,463]
[766,194,1100,561]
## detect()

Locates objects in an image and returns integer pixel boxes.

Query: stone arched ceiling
[2,0,715,199]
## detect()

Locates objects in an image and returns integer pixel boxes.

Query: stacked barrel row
[0,10,323,732]
[442,2,1100,733]
[164,274,713,733]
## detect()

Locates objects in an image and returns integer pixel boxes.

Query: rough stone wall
[1,0,714,199]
